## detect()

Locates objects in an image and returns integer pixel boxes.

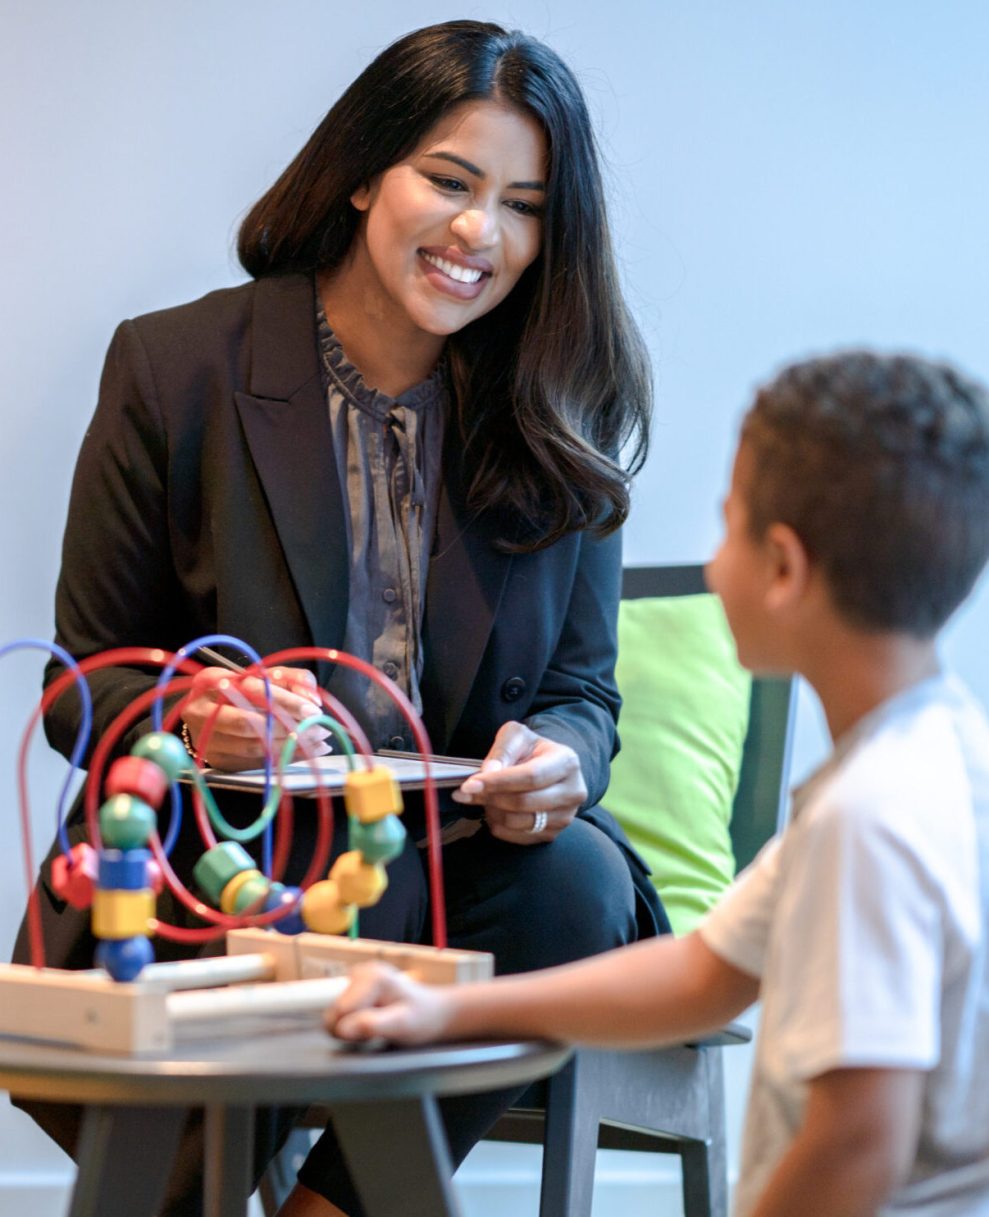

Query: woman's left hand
[450,721,587,844]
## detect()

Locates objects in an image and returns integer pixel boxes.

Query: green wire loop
[196,713,356,843]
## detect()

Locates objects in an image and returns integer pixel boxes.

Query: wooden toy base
[0,929,493,1055]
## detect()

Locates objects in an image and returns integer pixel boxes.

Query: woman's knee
[444,817,638,972]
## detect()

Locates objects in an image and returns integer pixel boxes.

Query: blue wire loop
[0,639,93,856]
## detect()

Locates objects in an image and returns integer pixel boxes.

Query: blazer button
[501,677,526,703]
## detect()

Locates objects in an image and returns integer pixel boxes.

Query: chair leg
[680,1049,729,1217]
[538,1057,598,1217]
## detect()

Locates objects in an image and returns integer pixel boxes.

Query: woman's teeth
[421,252,484,284]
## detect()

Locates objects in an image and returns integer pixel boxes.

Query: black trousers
[13,799,669,1215]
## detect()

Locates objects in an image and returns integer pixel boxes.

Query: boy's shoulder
[797,674,988,889]
[813,674,986,804]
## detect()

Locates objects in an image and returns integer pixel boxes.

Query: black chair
[260,565,796,1217]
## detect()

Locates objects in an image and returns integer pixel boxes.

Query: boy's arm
[749,1067,924,1217]
[330,931,759,1047]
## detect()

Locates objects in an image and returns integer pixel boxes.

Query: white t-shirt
[701,674,989,1217]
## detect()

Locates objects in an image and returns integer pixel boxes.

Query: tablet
[194,749,481,795]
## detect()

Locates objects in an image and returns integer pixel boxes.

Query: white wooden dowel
[138,953,276,992]
[167,976,349,1023]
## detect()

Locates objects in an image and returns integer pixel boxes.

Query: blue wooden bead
[349,814,407,864]
[98,848,152,891]
[132,731,190,783]
[99,794,156,849]
[265,885,306,936]
[96,935,154,982]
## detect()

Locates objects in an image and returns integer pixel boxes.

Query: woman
[20,19,668,1216]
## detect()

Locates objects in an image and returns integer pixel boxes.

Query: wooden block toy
[227,928,495,986]
[0,933,494,1054]
[2,642,483,1056]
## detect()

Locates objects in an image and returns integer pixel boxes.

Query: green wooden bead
[349,814,407,864]
[132,731,190,782]
[232,874,278,915]
[193,841,256,904]
[99,794,156,850]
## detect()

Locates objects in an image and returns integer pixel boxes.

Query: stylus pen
[195,645,249,673]
[194,647,331,756]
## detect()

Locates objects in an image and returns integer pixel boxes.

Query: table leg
[68,1103,188,1217]
[330,1094,463,1217]
[204,1103,255,1217]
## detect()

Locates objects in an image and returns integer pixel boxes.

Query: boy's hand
[450,722,587,844]
[328,963,459,1045]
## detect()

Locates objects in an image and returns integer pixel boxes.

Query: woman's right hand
[181,665,330,771]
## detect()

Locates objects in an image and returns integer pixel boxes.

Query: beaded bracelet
[180,721,202,765]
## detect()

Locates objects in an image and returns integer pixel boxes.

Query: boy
[330,352,989,1217]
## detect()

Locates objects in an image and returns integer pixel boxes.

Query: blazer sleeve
[522,526,622,808]
[44,319,185,764]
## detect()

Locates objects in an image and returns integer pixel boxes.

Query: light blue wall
[1,3,987,1211]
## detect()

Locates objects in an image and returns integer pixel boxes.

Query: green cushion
[606,594,751,935]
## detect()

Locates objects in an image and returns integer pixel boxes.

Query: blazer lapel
[233,274,349,672]
[420,431,514,750]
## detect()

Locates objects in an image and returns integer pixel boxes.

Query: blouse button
[501,677,526,703]
[382,588,397,603]
[383,661,399,680]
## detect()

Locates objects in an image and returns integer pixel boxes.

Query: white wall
[1,3,987,1213]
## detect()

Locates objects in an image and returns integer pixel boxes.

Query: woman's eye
[430,175,466,192]
[505,199,543,218]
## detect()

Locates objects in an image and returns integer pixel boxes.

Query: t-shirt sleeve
[699,837,783,979]
[763,796,944,1080]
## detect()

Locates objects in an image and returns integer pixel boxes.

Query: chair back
[621,564,796,872]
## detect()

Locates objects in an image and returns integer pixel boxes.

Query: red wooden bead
[51,842,98,909]
[105,756,169,809]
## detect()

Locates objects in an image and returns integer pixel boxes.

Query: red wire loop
[18,644,448,965]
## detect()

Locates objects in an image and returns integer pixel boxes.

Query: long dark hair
[238,20,652,550]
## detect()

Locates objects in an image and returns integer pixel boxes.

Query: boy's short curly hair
[741,351,989,637]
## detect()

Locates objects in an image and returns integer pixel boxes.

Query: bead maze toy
[0,637,492,1053]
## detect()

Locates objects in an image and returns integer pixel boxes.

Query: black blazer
[45,272,623,803]
[23,271,669,973]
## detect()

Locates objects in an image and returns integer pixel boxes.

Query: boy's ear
[764,522,812,613]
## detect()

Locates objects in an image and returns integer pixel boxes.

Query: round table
[0,1029,570,1217]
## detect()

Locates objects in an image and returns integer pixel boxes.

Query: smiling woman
[321,101,548,395]
[20,18,667,1217]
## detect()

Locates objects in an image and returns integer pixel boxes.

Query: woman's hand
[450,721,587,844]
[181,665,330,771]
[329,962,457,1045]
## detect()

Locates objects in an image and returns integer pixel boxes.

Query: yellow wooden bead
[300,880,355,935]
[344,767,403,823]
[330,851,388,908]
[92,889,155,940]
[220,868,265,914]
